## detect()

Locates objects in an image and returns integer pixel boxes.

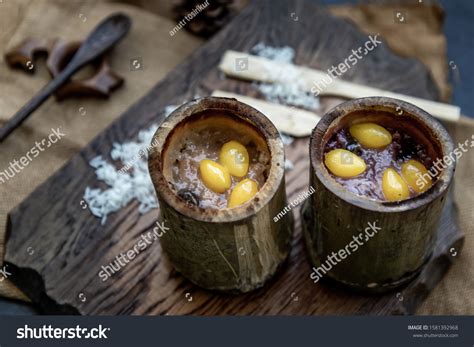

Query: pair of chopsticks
[215,50,460,137]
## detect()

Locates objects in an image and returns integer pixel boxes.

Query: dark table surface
[1,0,472,315]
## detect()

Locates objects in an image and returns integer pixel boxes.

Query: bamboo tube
[219,50,460,123]
[148,97,293,292]
[303,97,455,292]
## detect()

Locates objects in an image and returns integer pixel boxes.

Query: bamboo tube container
[303,97,455,292]
[148,97,293,293]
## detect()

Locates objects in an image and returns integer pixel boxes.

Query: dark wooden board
[4,0,464,315]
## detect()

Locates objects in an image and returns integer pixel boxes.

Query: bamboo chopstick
[211,90,320,137]
[218,50,460,123]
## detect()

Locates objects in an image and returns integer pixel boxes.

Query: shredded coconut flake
[251,43,320,111]
[280,133,294,146]
[164,105,178,117]
[83,100,200,225]
[83,125,159,225]
[284,159,295,171]
[251,42,295,63]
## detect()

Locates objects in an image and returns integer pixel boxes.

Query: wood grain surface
[4,0,463,315]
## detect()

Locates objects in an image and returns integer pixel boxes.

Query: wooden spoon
[0,13,132,142]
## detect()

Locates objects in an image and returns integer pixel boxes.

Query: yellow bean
[228,178,258,208]
[401,159,432,193]
[219,140,249,177]
[199,159,231,193]
[382,168,410,201]
[349,122,392,149]
[324,149,366,178]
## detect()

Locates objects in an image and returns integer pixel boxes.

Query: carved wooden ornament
[5,38,123,100]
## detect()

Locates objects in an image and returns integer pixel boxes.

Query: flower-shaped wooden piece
[5,38,123,100]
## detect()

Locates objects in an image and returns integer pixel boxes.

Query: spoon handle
[0,66,75,142]
[0,13,131,143]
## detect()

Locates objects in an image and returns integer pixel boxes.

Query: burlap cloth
[0,1,472,314]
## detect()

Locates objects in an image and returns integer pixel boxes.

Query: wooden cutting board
[4,0,464,315]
